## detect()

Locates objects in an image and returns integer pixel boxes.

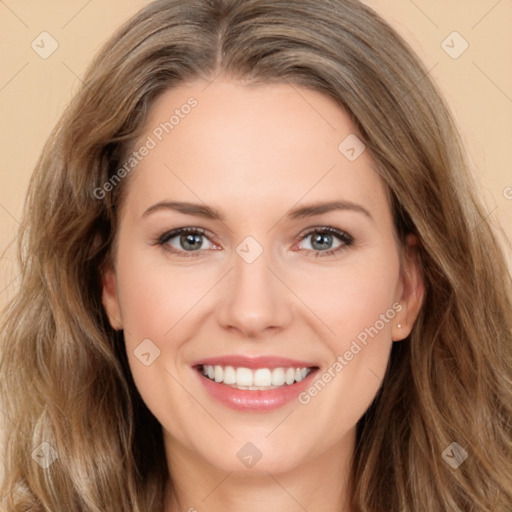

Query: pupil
[312,233,332,250]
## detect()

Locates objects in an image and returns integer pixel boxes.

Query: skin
[102,78,425,512]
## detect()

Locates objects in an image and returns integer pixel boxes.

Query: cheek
[114,249,205,435]
[115,248,218,341]
[293,248,401,348]
[292,247,400,411]
[113,249,221,417]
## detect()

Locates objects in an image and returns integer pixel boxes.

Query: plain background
[0,0,511,310]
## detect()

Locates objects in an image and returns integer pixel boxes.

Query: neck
[163,428,356,512]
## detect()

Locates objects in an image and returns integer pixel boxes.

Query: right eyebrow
[142,201,225,221]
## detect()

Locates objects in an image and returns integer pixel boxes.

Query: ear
[392,234,425,341]
[101,265,123,330]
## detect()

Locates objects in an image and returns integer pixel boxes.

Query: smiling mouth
[197,364,318,391]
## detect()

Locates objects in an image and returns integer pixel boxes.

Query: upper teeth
[202,365,311,389]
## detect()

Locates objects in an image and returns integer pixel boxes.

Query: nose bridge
[216,236,292,335]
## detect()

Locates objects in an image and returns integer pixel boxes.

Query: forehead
[121,78,390,223]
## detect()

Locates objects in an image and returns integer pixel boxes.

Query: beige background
[0,0,511,313]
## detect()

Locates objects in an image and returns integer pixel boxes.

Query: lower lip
[195,368,318,411]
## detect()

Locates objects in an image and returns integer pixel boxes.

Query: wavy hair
[1,0,511,510]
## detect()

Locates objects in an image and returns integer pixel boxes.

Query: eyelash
[156,226,354,258]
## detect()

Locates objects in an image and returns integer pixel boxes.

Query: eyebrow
[142,199,373,222]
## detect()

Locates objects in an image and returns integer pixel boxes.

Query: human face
[102,78,423,476]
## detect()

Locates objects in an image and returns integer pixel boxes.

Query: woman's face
[102,78,423,476]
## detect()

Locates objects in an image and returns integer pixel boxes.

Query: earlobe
[392,234,425,341]
[101,266,123,330]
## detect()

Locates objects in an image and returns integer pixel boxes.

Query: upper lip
[192,355,319,370]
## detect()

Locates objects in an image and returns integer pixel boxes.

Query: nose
[216,246,293,338]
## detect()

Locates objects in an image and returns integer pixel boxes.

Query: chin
[195,434,312,475]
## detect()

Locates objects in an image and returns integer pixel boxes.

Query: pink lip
[191,355,319,412]
[191,355,317,370]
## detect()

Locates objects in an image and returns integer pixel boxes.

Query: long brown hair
[1,0,511,510]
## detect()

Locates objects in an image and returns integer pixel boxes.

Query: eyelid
[296,225,352,242]
[157,226,212,245]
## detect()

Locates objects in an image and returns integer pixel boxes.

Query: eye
[296,227,353,257]
[157,227,217,257]
[156,226,353,258]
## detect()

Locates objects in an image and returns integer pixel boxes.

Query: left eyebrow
[142,199,373,222]
[287,200,374,222]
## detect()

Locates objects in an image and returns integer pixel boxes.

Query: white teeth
[223,366,236,385]
[253,368,272,387]
[214,365,223,383]
[272,368,286,386]
[236,367,253,386]
[201,365,313,389]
